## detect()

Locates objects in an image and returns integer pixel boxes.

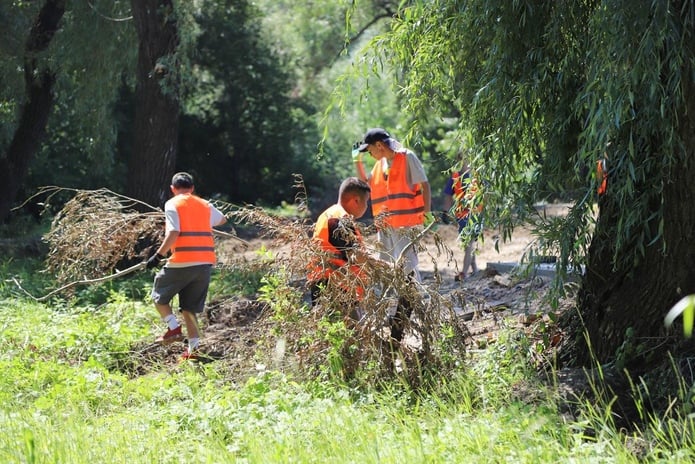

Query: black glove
[439,210,451,225]
[146,253,165,269]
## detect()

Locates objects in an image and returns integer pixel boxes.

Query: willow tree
[359,0,695,366]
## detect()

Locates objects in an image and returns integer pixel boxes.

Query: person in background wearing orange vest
[353,128,432,343]
[308,177,372,319]
[443,158,484,282]
[353,128,432,279]
[597,157,608,196]
[146,172,227,361]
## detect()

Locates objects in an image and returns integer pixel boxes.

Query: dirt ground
[233,203,570,319]
[134,205,572,373]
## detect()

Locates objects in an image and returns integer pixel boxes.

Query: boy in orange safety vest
[145,172,227,361]
[308,177,372,316]
[353,128,432,343]
[443,160,484,282]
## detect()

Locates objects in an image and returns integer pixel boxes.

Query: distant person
[443,159,483,281]
[597,157,608,196]
[307,177,372,319]
[353,128,432,342]
[146,172,226,361]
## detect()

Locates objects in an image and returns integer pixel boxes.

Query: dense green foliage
[2,0,386,218]
[177,1,328,205]
[364,0,695,275]
[1,0,464,220]
[1,1,135,209]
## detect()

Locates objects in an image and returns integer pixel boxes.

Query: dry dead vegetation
[36,187,569,387]
[40,187,164,283]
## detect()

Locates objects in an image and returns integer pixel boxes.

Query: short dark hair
[339,177,371,199]
[171,172,194,189]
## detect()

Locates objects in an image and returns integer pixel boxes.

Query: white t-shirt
[402,149,428,188]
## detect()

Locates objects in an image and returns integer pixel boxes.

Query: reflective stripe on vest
[370,151,425,228]
[169,194,216,264]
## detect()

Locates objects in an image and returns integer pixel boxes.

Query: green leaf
[664,295,695,338]
[685,303,694,338]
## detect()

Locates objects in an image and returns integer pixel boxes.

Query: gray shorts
[151,265,212,314]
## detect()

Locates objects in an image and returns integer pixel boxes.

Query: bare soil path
[136,205,572,372]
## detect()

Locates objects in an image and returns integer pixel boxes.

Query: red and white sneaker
[155,326,184,344]
[180,348,200,362]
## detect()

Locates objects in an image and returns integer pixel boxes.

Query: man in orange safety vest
[307,177,372,316]
[353,128,432,343]
[146,172,227,361]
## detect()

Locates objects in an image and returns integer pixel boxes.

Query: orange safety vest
[307,204,365,297]
[369,151,425,228]
[451,171,483,219]
[597,159,607,196]
[168,194,216,264]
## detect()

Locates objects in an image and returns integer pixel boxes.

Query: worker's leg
[151,268,184,343]
[178,265,212,353]
[181,310,200,344]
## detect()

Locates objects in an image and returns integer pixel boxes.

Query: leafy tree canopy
[362,0,693,273]
[1,1,135,205]
[176,0,330,207]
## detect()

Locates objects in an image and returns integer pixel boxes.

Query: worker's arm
[354,157,368,182]
[421,181,432,213]
[156,230,180,257]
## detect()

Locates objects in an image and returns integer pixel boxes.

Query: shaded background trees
[1,0,383,220]
[1,0,135,218]
[0,0,66,221]
[177,1,327,207]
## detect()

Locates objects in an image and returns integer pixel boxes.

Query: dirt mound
[123,298,273,375]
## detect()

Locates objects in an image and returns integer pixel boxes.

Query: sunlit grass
[2,286,695,462]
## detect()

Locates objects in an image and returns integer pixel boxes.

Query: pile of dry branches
[225,200,470,386]
[40,187,164,284]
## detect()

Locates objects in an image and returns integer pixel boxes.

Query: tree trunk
[0,0,65,222]
[127,0,180,209]
[571,77,695,367]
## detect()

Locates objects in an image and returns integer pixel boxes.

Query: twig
[213,228,250,247]
[12,261,148,302]
[13,186,159,214]
[395,220,439,268]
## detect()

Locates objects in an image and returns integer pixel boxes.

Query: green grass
[2,274,695,462]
